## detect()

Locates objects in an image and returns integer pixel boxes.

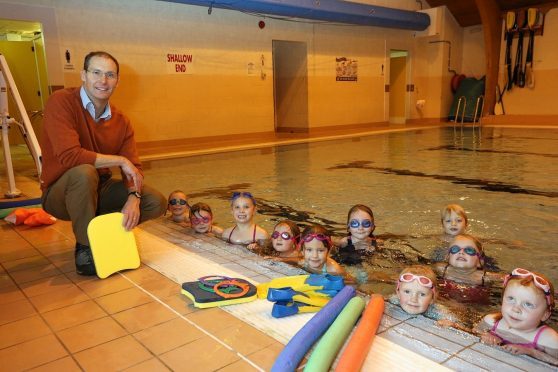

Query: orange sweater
[39,87,142,190]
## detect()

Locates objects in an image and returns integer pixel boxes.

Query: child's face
[448,236,481,269]
[231,197,255,223]
[168,192,188,217]
[272,224,296,253]
[303,239,328,270]
[501,281,551,331]
[397,280,435,315]
[348,209,375,240]
[442,211,466,236]
[191,210,212,233]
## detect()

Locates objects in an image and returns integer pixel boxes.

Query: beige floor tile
[0,315,52,349]
[0,297,37,325]
[246,342,284,371]
[214,322,276,356]
[185,307,244,333]
[217,358,260,372]
[161,293,198,315]
[0,283,26,304]
[29,285,89,313]
[57,316,127,353]
[95,286,153,314]
[74,335,152,371]
[9,263,62,284]
[34,239,75,256]
[14,224,69,246]
[41,299,107,331]
[123,358,170,371]
[159,335,240,372]
[49,255,76,273]
[2,254,50,272]
[133,317,205,355]
[138,277,180,299]
[28,356,81,371]
[0,334,68,370]
[19,273,75,297]
[113,300,177,333]
[0,272,15,289]
[122,264,170,285]
[65,270,99,285]
[78,274,134,298]
[0,245,39,263]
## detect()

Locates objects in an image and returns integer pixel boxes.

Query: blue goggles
[348,219,374,229]
[231,191,256,205]
[448,245,479,256]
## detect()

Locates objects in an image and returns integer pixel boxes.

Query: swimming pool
[143,126,558,325]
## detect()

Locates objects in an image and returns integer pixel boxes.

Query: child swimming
[298,225,345,276]
[433,234,501,304]
[167,190,190,225]
[222,191,269,250]
[189,202,223,236]
[474,268,558,365]
[270,220,300,259]
[442,204,468,238]
[333,204,377,265]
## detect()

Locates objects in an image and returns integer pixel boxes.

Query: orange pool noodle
[23,210,57,226]
[4,208,43,225]
[334,294,385,372]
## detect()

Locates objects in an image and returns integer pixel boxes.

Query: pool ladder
[452,95,484,143]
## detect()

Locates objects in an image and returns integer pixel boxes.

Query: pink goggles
[191,216,211,225]
[398,273,434,289]
[504,268,552,308]
[301,233,331,244]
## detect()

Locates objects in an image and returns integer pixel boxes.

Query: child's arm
[472,314,503,346]
[326,258,346,276]
[211,225,224,236]
[502,328,558,365]
[332,236,348,248]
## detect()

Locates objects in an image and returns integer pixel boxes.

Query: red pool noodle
[334,294,385,371]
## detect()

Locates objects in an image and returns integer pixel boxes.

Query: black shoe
[75,243,97,276]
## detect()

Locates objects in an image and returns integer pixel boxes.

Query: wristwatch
[128,191,142,199]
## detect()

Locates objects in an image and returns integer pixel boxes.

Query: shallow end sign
[166,52,194,74]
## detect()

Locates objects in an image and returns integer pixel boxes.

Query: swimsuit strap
[481,270,486,286]
[227,225,237,243]
[322,263,328,274]
[490,318,501,332]
[252,224,257,243]
[532,325,549,348]
[442,263,450,279]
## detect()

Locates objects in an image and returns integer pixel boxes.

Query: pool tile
[133,317,205,355]
[442,356,490,371]
[0,272,14,289]
[405,316,478,347]
[455,347,526,371]
[13,224,68,246]
[161,293,198,315]
[41,300,107,331]
[95,287,153,314]
[0,245,40,263]
[0,297,37,325]
[0,315,51,349]
[122,358,170,371]
[468,342,554,371]
[29,285,89,313]
[9,263,62,284]
[77,274,134,298]
[383,301,413,321]
[213,322,277,355]
[57,316,127,352]
[122,264,169,285]
[73,335,152,371]
[28,356,81,371]
[113,301,177,333]
[218,358,260,372]
[2,254,50,272]
[245,342,284,371]
[185,306,244,333]
[0,283,26,304]
[34,238,75,256]
[0,334,67,370]
[159,335,240,371]
[137,277,180,299]
[379,327,453,363]
[19,273,75,297]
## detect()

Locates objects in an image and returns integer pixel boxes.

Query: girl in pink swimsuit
[221,192,269,250]
[474,268,558,365]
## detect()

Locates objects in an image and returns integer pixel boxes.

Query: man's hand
[121,158,143,192]
[122,195,141,231]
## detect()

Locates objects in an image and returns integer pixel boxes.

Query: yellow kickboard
[87,212,140,279]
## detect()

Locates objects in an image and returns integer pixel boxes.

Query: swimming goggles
[398,273,434,289]
[169,198,188,206]
[231,191,256,205]
[191,216,211,225]
[504,268,552,307]
[301,233,331,244]
[448,245,479,257]
[348,219,374,229]
[271,231,295,240]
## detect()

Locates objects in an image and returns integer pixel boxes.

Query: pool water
[144,126,558,327]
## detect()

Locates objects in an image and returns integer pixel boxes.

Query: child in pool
[298,225,345,276]
[333,204,377,265]
[222,191,269,250]
[474,268,558,365]
[432,204,468,261]
[167,190,190,226]
[269,220,301,259]
[189,202,223,236]
[433,234,502,304]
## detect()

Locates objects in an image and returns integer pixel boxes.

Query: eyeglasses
[271,231,294,240]
[87,69,118,81]
[504,268,552,307]
[348,219,374,229]
[398,273,434,289]
[301,233,331,244]
[448,245,479,257]
[191,216,211,225]
[169,198,188,206]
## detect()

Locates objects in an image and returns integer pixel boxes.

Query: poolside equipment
[504,11,516,90]
[181,276,257,308]
[87,212,140,279]
[514,11,527,88]
[268,287,331,318]
[525,8,539,89]
[304,296,365,372]
[258,273,344,299]
[448,77,485,123]
[0,198,42,211]
[334,294,385,372]
[4,207,43,225]
[271,285,355,372]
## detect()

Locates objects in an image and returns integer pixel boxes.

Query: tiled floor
[2,122,557,371]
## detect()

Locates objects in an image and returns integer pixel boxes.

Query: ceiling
[0,19,42,41]
[425,0,558,27]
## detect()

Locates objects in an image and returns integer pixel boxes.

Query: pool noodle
[334,294,385,372]
[304,296,365,372]
[0,198,41,210]
[271,285,355,372]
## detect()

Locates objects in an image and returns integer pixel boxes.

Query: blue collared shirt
[80,86,112,122]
